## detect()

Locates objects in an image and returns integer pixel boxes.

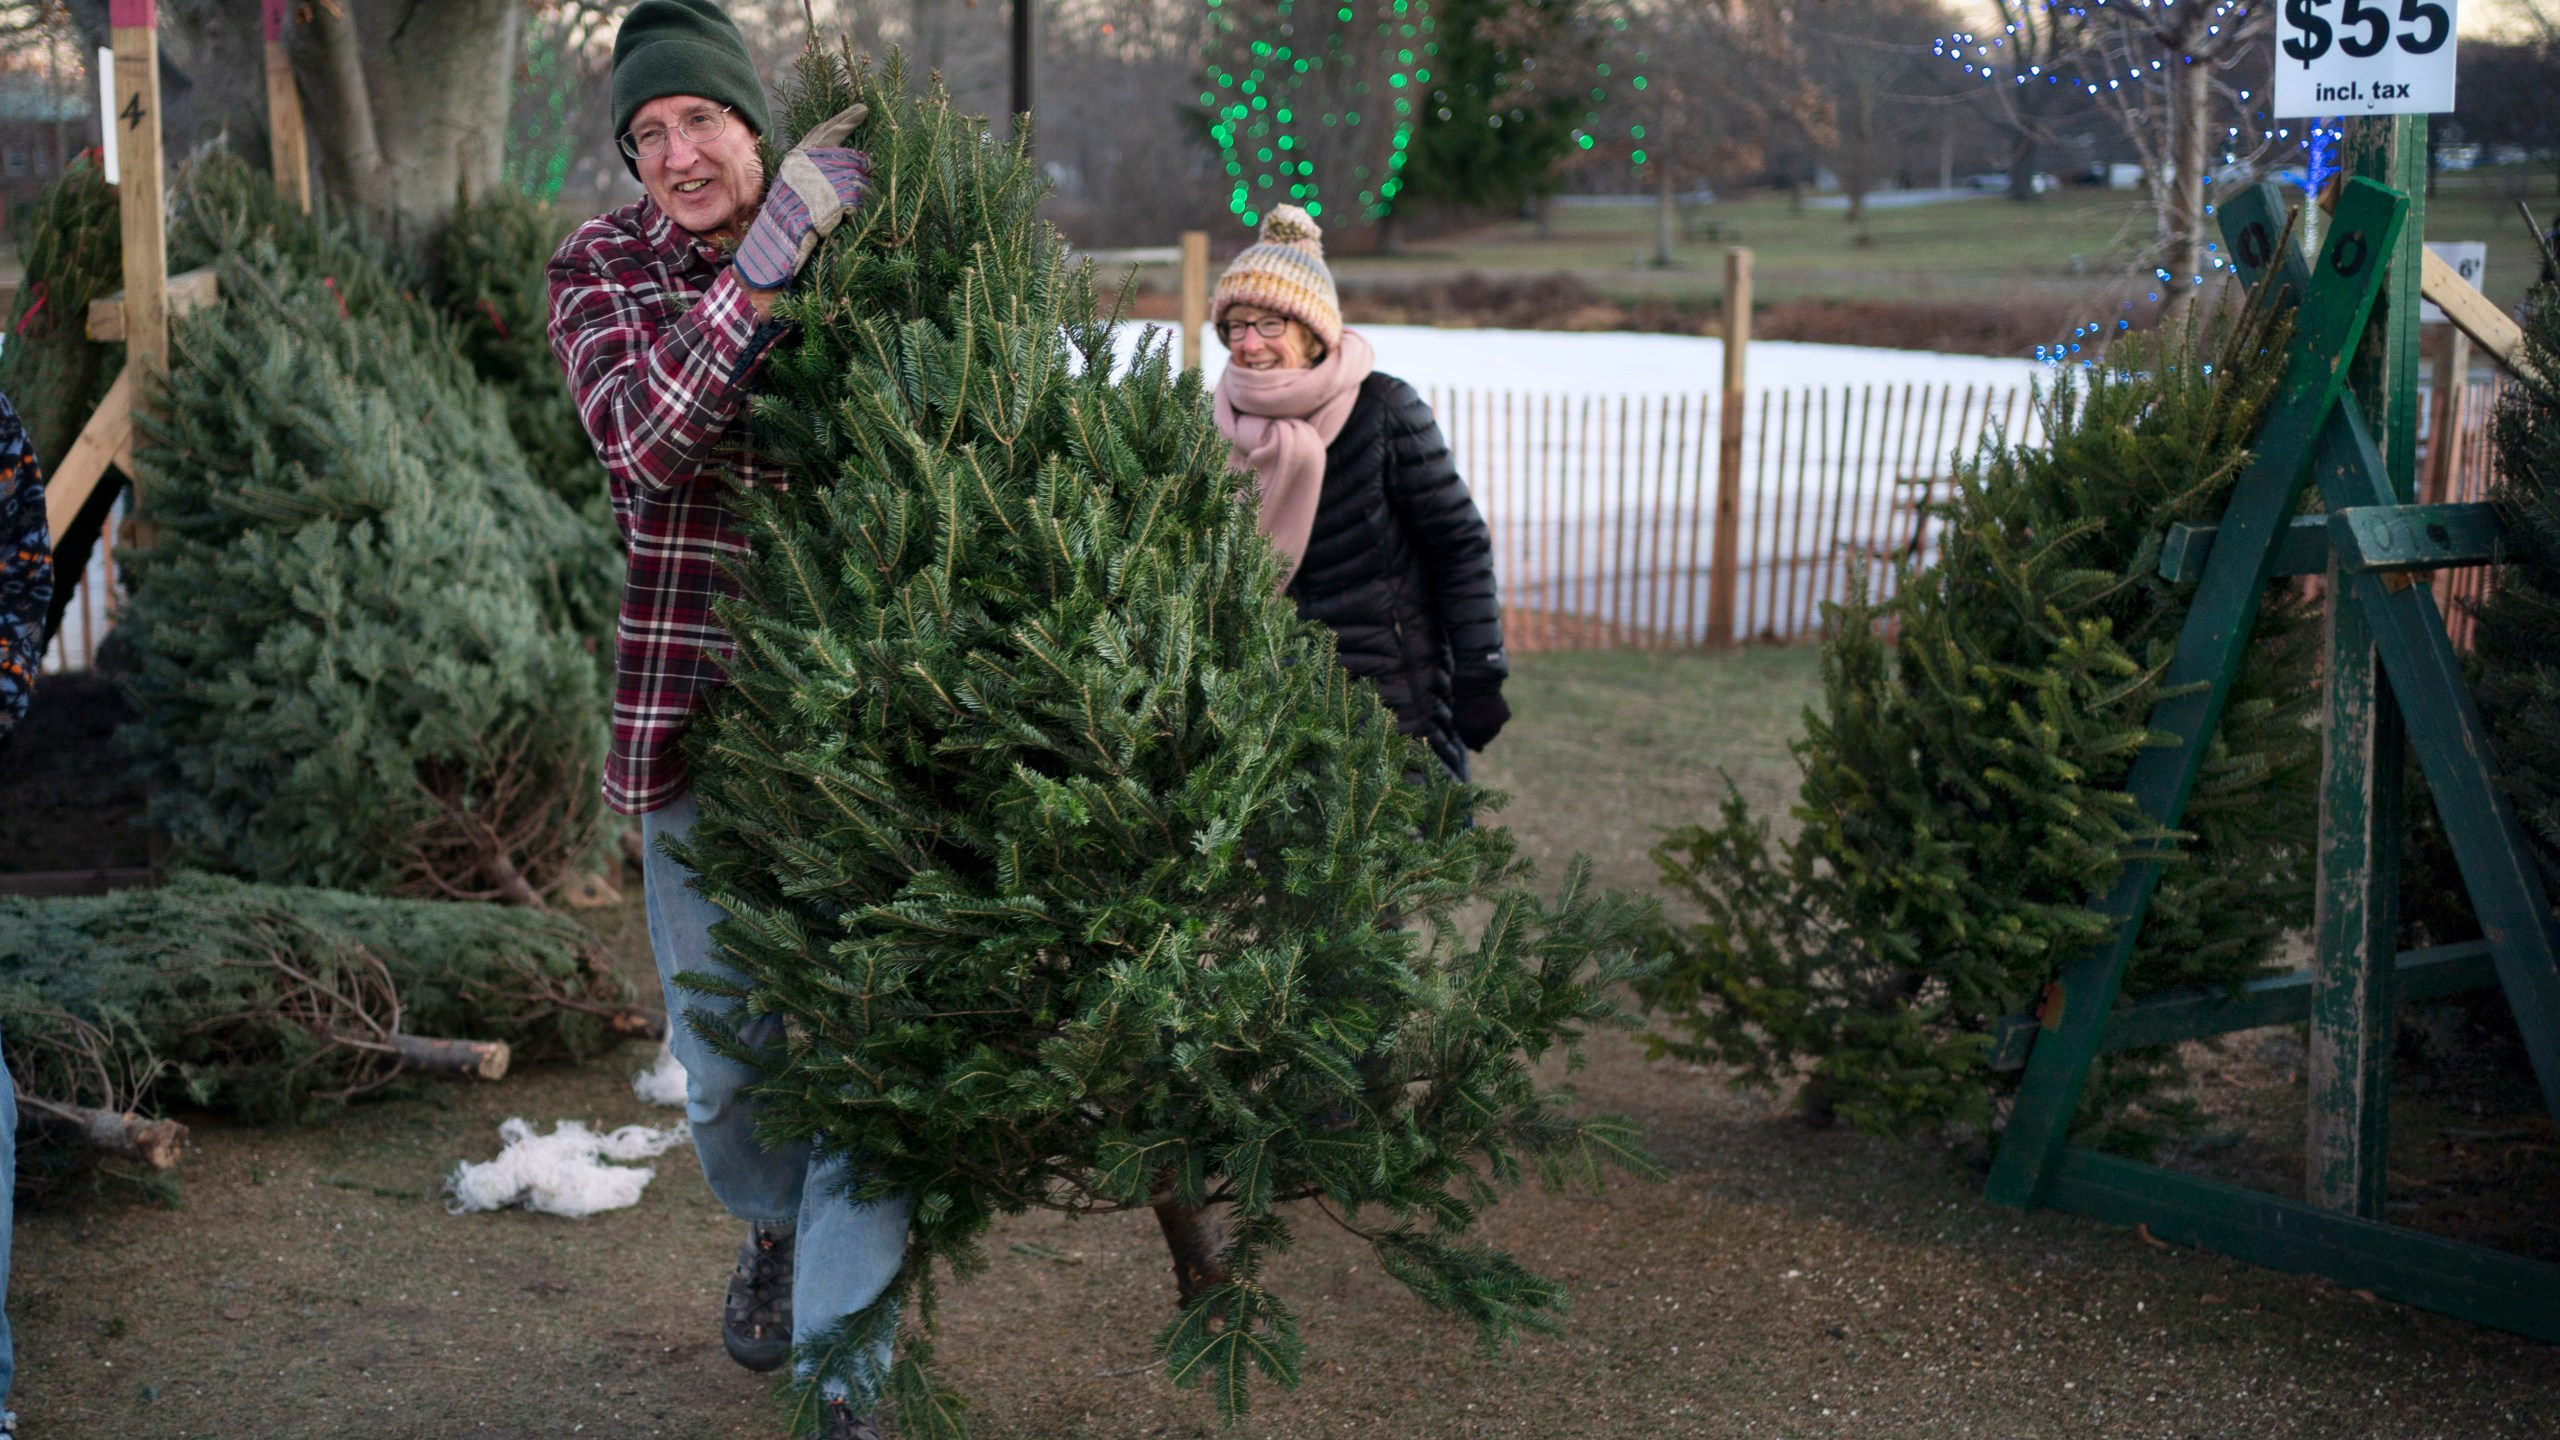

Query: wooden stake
[107,0,168,386]
[42,364,133,539]
[2425,324,2471,507]
[263,0,310,213]
[87,262,216,341]
[2424,324,2473,621]
[1179,230,1209,372]
[1704,247,1750,648]
[2306,115,2426,1222]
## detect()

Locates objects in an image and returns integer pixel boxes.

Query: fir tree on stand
[1639,301,2321,1149]
[679,47,1657,1437]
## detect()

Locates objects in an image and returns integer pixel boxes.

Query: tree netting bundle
[1639,301,2320,1150]
[118,156,618,902]
[0,159,122,476]
[0,873,646,1186]
[678,48,1654,1435]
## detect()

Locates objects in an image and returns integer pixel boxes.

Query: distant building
[0,69,91,242]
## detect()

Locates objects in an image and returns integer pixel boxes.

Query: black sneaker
[821,1401,884,1440]
[723,1221,795,1372]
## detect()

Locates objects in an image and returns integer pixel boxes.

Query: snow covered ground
[1113,321,2050,643]
[39,327,2048,673]
[1117,322,2047,398]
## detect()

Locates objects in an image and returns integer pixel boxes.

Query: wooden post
[107,0,168,386]
[1704,247,1750,648]
[263,0,309,213]
[1179,230,1209,372]
[1010,0,1034,147]
[2424,324,2472,620]
[2306,115,2427,1220]
[2424,325,2470,505]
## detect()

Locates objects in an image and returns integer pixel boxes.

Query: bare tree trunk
[1655,157,1676,267]
[285,0,519,254]
[306,0,391,214]
[1151,1177,1232,1305]
[2162,59,2211,319]
[2007,136,2041,202]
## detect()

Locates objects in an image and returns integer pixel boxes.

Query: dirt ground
[10,649,2560,1439]
[0,671,150,879]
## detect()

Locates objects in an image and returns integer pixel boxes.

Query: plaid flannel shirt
[548,196,787,815]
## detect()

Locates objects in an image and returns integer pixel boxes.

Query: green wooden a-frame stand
[1982,149,2560,1341]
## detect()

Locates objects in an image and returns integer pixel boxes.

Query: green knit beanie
[610,0,771,177]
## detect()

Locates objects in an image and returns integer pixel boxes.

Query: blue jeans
[641,793,909,1397]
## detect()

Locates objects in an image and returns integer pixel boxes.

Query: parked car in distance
[1967,171,2059,194]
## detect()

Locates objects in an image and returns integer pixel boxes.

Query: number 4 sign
[2275,0,2457,116]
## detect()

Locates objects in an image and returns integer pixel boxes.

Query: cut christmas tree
[679,47,1656,1436]
[2468,285,2560,887]
[0,873,647,1193]
[1638,303,2321,1149]
[119,156,618,902]
[436,190,617,531]
[0,160,122,476]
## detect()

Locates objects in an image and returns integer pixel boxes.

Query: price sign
[2273,0,2458,117]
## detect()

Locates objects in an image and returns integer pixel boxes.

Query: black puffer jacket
[1285,372,1505,775]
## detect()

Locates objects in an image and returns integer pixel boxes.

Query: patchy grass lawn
[1334,191,2162,308]
[1315,170,2551,315]
[13,648,2560,1439]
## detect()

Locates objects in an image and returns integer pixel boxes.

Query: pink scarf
[1212,329,1375,588]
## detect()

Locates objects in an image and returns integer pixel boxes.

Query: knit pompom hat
[1212,206,1343,351]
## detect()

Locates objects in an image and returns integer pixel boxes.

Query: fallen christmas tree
[1638,300,2321,1150]
[118,156,619,901]
[0,873,649,1189]
[677,47,1657,1436]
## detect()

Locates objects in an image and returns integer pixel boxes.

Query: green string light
[1204,0,1431,225]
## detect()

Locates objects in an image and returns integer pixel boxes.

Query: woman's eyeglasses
[1218,316,1293,344]
[620,106,734,161]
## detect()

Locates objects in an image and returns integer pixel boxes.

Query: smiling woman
[1209,204,1511,779]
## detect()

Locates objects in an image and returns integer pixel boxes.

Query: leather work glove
[1451,679,1511,752]
[733,103,872,291]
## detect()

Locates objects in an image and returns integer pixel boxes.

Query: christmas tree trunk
[680,47,1656,1436]
[0,874,644,1191]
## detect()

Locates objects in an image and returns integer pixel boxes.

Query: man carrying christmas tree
[544,3,898,1434]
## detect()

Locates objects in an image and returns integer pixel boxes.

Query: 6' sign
[2274,0,2458,115]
